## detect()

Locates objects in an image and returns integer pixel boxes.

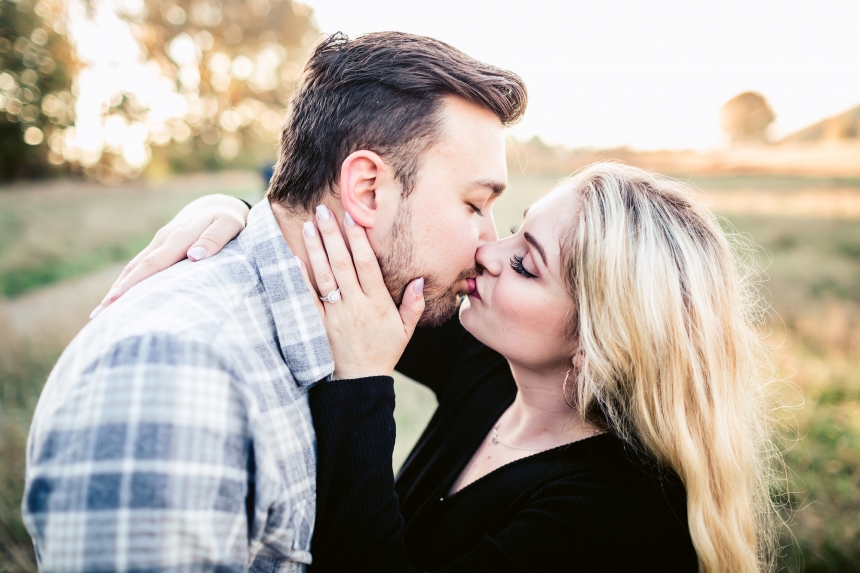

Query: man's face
[376,96,507,326]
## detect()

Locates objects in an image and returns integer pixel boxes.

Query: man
[23,32,526,572]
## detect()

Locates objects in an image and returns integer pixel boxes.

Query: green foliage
[0,0,77,181]
[0,236,151,296]
[730,212,860,572]
[783,392,860,572]
[0,0,317,181]
[0,343,56,573]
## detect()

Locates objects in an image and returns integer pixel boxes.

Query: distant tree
[720,91,775,145]
[117,0,318,175]
[0,0,77,181]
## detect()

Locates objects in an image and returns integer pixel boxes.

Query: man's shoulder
[90,240,260,348]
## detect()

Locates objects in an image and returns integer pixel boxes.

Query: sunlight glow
[62,0,860,167]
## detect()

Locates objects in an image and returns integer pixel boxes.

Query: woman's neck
[501,362,598,447]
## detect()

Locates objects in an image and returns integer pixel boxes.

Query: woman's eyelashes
[468,203,485,216]
[510,254,537,278]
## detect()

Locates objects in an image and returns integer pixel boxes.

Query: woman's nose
[474,239,505,276]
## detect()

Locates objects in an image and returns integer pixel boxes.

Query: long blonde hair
[562,163,779,572]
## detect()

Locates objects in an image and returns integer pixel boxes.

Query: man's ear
[338,150,390,228]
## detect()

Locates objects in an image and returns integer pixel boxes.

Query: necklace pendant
[491,427,499,444]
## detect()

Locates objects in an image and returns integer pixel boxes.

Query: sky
[305,0,860,150]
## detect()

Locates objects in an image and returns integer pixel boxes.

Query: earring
[562,368,575,409]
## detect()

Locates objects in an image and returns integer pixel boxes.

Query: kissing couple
[24,32,778,573]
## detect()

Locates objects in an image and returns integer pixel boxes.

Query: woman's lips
[466,277,481,300]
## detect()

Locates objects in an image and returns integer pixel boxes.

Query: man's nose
[480,209,499,243]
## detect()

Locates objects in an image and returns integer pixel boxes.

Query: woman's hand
[92,194,250,317]
[299,206,425,380]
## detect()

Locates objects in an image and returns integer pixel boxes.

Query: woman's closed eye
[509,254,537,278]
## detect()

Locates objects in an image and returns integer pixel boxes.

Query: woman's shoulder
[457,434,699,571]
[527,434,695,553]
[541,433,687,506]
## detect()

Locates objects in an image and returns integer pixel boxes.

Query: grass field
[1,171,859,572]
[0,173,263,298]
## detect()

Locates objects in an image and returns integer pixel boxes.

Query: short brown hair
[268,32,527,211]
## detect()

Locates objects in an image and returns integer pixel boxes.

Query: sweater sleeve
[308,375,413,573]
[309,378,697,573]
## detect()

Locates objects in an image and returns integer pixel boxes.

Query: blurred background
[1,0,859,571]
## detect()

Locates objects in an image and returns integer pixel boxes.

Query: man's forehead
[417,96,507,192]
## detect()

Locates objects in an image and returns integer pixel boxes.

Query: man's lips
[465,277,480,300]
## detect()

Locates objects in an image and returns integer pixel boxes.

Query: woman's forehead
[525,185,577,221]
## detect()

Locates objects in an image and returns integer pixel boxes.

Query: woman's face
[459,186,580,371]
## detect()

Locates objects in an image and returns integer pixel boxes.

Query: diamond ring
[319,288,342,303]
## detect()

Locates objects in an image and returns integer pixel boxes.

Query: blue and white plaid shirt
[23,200,334,573]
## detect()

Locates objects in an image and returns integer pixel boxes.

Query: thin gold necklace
[491,423,549,452]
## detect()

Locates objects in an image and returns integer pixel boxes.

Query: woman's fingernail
[188,246,208,261]
[89,305,103,319]
[414,277,424,295]
[296,257,304,269]
[105,287,121,302]
[316,205,330,221]
[344,212,355,226]
[303,221,317,237]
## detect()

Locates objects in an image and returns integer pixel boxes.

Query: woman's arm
[94,194,250,315]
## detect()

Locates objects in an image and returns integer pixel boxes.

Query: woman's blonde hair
[562,163,779,572]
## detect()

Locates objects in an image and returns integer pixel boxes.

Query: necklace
[491,424,549,451]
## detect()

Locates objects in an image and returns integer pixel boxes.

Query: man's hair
[267,32,527,211]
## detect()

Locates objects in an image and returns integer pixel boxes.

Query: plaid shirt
[23,200,334,573]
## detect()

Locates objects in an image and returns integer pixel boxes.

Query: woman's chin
[459,293,480,315]
[459,302,499,356]
[458,297,481,331]
[458,296,474,320]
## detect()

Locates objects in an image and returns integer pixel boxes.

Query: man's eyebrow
[524,232,547,266]
[472,179,507,195]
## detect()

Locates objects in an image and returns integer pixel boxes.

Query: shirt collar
[238,199,333,387]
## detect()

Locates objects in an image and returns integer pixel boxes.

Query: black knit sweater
[308,316,699,572]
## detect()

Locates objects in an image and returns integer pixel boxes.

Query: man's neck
[270,199,345,297]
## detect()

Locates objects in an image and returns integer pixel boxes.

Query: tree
[0,0,78,181]
[117,0,318,175]
[719,91,775,145]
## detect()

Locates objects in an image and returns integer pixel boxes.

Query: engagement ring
[319,288,342,303]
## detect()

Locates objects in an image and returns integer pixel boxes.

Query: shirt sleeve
[23,333,254,573]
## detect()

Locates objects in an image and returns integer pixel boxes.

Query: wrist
[331,368,393,381]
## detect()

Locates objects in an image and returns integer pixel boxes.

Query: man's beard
[378,201,476,327]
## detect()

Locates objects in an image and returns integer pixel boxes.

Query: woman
[104,163,780,572]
